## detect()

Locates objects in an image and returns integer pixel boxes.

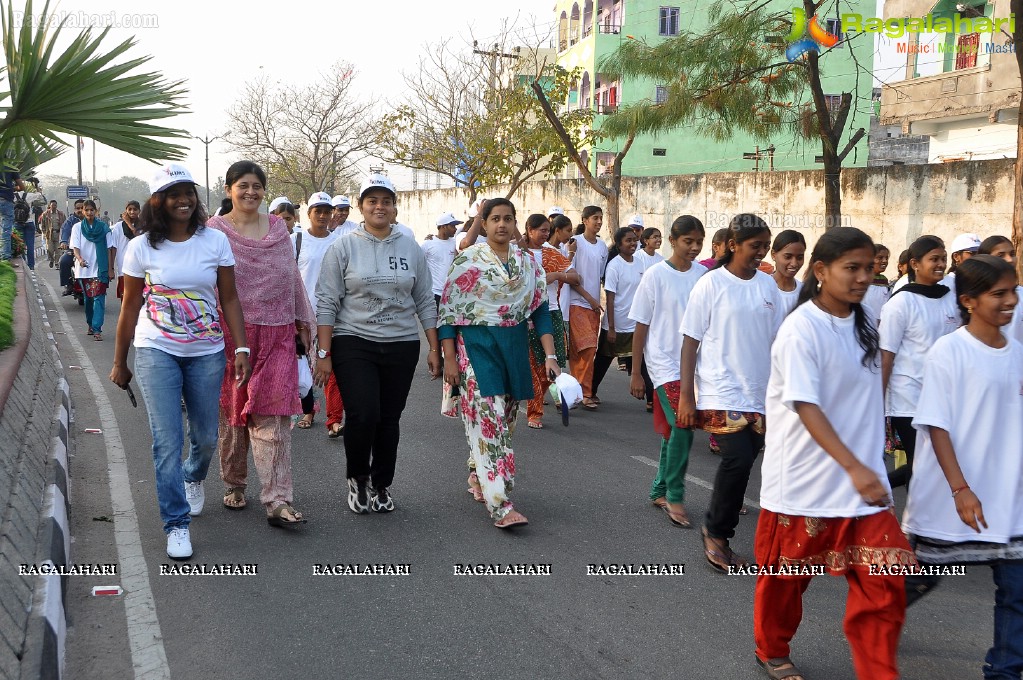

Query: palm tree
[1,0,189,173]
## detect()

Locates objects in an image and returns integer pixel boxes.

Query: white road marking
[630,455,761,510]
[40,278,171,679]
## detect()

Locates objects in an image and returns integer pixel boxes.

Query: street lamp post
[193,134,223,207]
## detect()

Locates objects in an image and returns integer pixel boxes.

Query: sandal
[663,503,692,528]
[756,656,805,679]
[327,422,343,438]
[296,415,314,429]
[223,487,247,510]
[527,420,543,429]
[86,328,94,336]
[93,333,103,341]
[651,497,667,509]
[466,472,485,503]
[590,396,602,405]
[267,503,306,528]
[494,510,529,529]
[582,397,598,411]
[702,526,748,573]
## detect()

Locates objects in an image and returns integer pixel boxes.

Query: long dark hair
[797,227,879,367]
[906,235,945,283]
[771,229,806,254]
[139,184,208,248]
[715,213,770,270]
[978,235,1012,255]
[524,213,548,245]
[549,214,573,243]
[481,197,516,220]
[954,254,1016,325]
[577,205,602,233]
[668,215,705,240]
[640,227,661,249]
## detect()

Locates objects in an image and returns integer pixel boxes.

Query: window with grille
[655,86,668,104]
[955,33,980,69]
[659,7,680,36]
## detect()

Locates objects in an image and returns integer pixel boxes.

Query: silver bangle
[234,347,251,355]
[545,354,557,360]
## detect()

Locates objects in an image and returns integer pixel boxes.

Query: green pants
[649,385,694,504]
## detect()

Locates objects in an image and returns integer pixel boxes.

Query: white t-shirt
[122,228,235,357]
[628,260,707,388]
[394,222,417,242]
[292,229,340,311]
[569,236,608,310]
[775,279,803,316]
[421,237,457,296]
[1007,286,1023,345]
[879,289,960,417]
[454,226,487,250]
[70,221,116,279]
[903,329,1023,543]
[680,268,784,412]
[761,302,889,517]
[601,256,643,333]
[109,222,137,276]
[891,275,909,292]
[861,284,890,327]
[635,249,664,273]
[333,220,359,237]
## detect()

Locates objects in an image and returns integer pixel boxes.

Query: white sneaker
[166,527,192,560]
[185,481,205,516]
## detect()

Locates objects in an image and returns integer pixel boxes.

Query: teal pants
[649,385,694,504]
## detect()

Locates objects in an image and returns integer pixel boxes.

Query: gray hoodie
[315,226,437,341]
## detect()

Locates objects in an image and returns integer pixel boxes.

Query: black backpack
[13,192,30,224]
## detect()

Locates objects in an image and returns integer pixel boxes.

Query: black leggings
[888,416,917,489]
[705,426,765,540]
[330,335,419,490]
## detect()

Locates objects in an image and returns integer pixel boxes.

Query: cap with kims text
[332,195,351,208]
[949,233,981,254]
[359,174,396,199]
[150,163,196,195]
[628,214,644,228]
[436,212,463,227]
[307,192,332,210]
[548,206,565,217]
[269,196,291,212]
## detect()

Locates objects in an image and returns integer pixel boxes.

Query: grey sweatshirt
[315,226,437,341]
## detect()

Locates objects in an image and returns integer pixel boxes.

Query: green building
[552,0,874,176]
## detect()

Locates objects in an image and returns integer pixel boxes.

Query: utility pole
[472,41,521,92]
[92,139,96,188]
[75,136,83,185]
[193,134,223,207]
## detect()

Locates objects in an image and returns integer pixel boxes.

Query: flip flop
[327,423,343,438]
[494,511,529,529]
[651,497,668,509]
[663,504,692,528]
[266,503,307,528]
[296,416,314,429]
[223,487,247,510]
[582,398,598,411]
[527,420,543,429]
[467,473,485,503]
[756,656,805,679]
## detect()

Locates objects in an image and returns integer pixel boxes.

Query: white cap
[307,192,332,210]
[468,197,487,219]
[436,211,463,227]
[548,206,565,216]
[268,196,291,212]
[628,214,644,228]
[150,163,195,194]
[949,233,981,254]
[331,195,351,208]
[359,173,396,199]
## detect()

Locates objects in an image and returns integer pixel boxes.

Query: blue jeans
[59,251,75,287]
[134,348,226,533]
[83,286,106,332]
[0,198,12,260]
[985,560,1023,679]
[15,222,34,269]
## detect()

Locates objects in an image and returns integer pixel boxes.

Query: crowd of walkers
[71,158,1022,680]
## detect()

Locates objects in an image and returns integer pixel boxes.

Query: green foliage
[0,259,15,350]
[0,0,189,173]
[598,0,807,142]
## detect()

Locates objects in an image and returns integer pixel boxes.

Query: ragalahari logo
[785,7,841,61]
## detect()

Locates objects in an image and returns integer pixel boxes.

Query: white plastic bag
[297,357,313,397]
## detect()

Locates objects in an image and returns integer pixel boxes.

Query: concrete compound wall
[396,158,1016,259]
[0,267,71,680]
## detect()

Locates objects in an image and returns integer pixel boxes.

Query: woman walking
[207,161,315,527]
[880,235,959,490]
[629,216,707,528]
[591,227,642,400]
[769,230,806,315]
[109,164,251,559]
[70,199,115,340]
[440,199,559,529]
[754,227,915,680]
[635,227,664,272]
[567,206,607,409]
[862,243,892,326]
[523,214,578,429]
[902,255,1022,680]
[678,214,784,571]
[314,174,441,515]
[111,201,141,299]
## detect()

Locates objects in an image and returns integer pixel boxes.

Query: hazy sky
[33,0,556,188]
[31,0,902,190]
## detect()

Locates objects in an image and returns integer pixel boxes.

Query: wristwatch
[316,349,331,359]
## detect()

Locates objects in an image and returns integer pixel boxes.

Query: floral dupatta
[438,242,546,328]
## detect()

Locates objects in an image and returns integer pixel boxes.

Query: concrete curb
[0,263,71,680]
